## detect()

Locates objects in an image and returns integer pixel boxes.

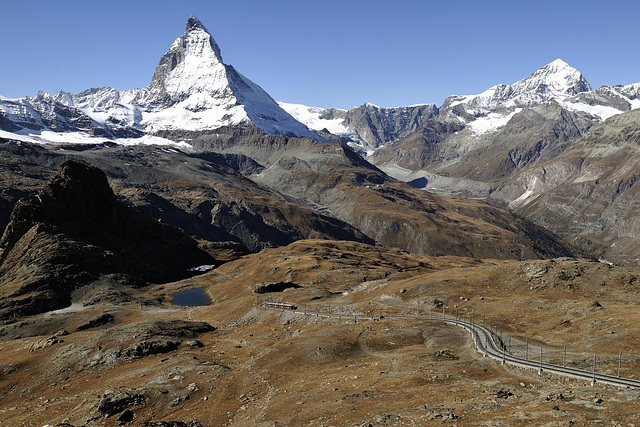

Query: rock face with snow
[280,102,438,154]
[0,16,323,143]
[441,59,592,115]
[368,59,640,264]
[491,109,640,263]
[371,59,640,186]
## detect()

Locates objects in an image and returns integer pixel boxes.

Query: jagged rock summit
[0,16,323,143]
[144,15,227,104]
[140,14,320,139]
[443,59,592,114]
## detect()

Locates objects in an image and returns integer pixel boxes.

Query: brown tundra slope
[1,239,640,426]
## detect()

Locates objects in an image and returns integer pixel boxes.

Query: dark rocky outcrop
[123,340,181,359]
[141,422,203,427]
[252,281,301,293]
[75,313,115,331]
[97,387,145,417]
[0,160,217,320]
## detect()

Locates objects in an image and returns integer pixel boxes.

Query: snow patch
[279,102,349,135]
[509,177,538,208]
[559,101,624,121]
[467,109,521,135]
[0,129,192,150]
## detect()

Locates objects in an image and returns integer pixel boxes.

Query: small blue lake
[171,288,212,306]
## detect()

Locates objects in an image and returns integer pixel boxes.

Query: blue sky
[1,0,639,109]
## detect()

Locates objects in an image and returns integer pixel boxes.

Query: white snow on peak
[521,59,590,96]
[161,24,228,102]
[449,59,591,113]
[279,102,350,135]
[0,16,324,143]
[447,59,596,135]
[134,16,322,139]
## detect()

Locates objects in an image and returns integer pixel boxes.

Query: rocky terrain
[280,102,439,154]
[0,160,230,319]
[1,239,640,426]
[0,14,640,427]
[492,108,640,263]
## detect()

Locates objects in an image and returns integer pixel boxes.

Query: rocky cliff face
[280,102,438,154]
[175,126,578,260]
[491,109,640,263]
[0,160,220,319]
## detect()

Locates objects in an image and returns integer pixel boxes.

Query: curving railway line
[448,316,640,389]
[260,301,640,389]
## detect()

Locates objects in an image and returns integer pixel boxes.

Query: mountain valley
[0,14,639,427]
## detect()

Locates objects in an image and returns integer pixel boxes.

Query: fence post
[618,352,622,378]
[539,347,543,374]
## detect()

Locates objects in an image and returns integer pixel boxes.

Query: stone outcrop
[0,160,216,319]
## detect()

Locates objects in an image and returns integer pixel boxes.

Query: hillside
[1,239,639,425]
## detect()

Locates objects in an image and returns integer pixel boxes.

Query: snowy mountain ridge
[0,16,323,145]
[445,59,591,112]
[282,59,640,145]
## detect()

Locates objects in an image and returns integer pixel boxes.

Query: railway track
[260,303,640,389]
[449,316,640,389]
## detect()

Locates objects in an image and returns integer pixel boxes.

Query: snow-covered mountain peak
[0,16,325,143]
[184,15,222,62]
[523,59,591,96]
[445,59,592,120]
[186,15,207,32]
[144,15,228,105]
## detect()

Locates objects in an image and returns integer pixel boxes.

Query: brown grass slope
[159,126,579,260]
[1,240,640,425]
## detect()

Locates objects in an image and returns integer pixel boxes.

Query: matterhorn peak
[143,15,226,104]
[186,15,207,32]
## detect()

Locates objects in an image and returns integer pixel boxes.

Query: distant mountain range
[0,16,322,144]
[1,15,639,265]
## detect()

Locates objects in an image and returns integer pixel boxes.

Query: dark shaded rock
[142,422,203,427]
[135,320,216,339]
[97,387,145,417]
[124,340,181,359]
[116,409,134,425]
[434,349,459,360]
[0,160,216,319]
[252,281,301,293]
[76,313,115,331]
[493,389,514,399]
